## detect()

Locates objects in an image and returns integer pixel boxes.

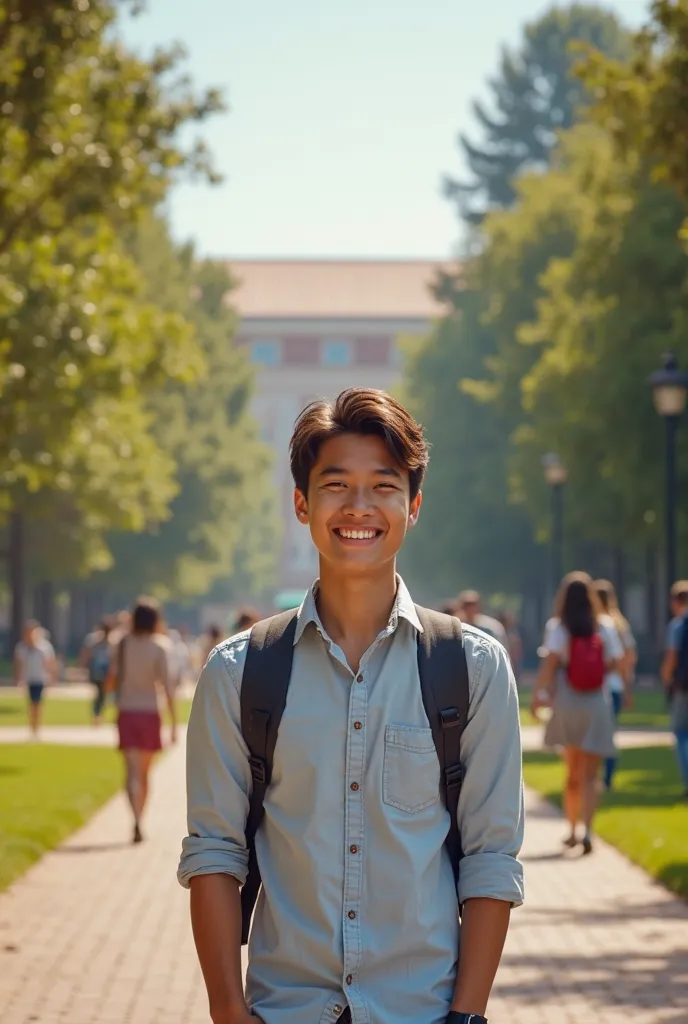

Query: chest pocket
[383,724,440,814]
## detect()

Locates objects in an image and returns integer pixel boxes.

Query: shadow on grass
[524,747,686,809]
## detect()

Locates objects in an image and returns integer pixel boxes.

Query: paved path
[1,749,686,1023]
[0,723,675,749]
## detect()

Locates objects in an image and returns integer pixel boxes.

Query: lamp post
[648,352,688,607]
[542,452,568,596]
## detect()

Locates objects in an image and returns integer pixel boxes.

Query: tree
[446,3,630,222]
[583,0,688,208]
[102,216,277,603]
[0,1,224,641]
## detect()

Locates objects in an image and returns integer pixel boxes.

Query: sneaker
[562,834,578,849]
[582,835,593,855]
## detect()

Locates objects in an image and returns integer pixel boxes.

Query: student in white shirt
[13,619,57,737]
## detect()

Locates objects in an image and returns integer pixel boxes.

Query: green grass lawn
[523,745,688,899]
[0,744,122,891]
[519,686,669,729]
[0,690,192,727]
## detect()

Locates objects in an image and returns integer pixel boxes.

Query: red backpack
[567,633,605,692]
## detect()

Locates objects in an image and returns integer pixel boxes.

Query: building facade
[229,259,445,595]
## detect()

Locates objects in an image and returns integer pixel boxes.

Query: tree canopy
[446,3,630,222]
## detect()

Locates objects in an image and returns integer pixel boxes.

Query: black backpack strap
[240,609,298,943]
[415,606,470,886]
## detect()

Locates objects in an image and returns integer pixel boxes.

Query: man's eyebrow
[316,465,403,478]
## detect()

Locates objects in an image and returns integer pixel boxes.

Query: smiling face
[294,432,422,576]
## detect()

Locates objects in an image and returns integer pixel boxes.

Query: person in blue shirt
[661,581,688,798]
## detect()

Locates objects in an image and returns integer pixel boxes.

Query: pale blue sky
[123,0,649,259]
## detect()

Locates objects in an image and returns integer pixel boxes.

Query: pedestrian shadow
[0,765,22,777]
[523,896,688,924]
[55,842,131,854]
[494,950,688,1010]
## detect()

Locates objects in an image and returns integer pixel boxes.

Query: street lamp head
[542,451,568,486]
[649,351,688,418]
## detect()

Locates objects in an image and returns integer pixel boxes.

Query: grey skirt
[544,677,616,758]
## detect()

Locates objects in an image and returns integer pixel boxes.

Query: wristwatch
[446,1014,488,1024]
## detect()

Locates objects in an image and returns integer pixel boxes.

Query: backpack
[673,616,688,693]
[239,605,470,945]
[566,633,605,692]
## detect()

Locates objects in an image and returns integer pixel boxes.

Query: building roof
[226,259,448,320]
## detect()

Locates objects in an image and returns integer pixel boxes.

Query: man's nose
[343,486,375,515]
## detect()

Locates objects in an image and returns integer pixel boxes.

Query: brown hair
[132,596,161,635]
[594,579,630,638]
[289,388,429,500]
[554,571,602,638]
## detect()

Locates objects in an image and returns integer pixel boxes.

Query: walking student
[80,616,115,726]
[106,596,177,844]
[594,580,637,790]
[13,619,57,737]
[532,572,623,854]
[661,581,688,798]
[179,388,524,1024]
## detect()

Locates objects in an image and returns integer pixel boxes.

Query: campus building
[229,259,445,596]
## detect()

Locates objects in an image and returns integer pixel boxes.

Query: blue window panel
[251,340,280,366]
[322,339,352,367]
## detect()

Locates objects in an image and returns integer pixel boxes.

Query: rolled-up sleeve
[457,633,525,907]
[177,644,252,889]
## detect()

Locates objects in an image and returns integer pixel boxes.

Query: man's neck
[315,562,398,672]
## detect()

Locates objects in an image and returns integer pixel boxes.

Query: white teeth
[339,529,377,540]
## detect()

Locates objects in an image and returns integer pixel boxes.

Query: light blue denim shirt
[179,578,524,1024]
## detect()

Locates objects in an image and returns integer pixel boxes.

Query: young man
[661,581,688,797]
[13,619,57,737]
[179,388,524,1024]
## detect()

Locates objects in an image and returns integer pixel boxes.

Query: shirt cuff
[458,851,524,908]
[177,835,249,889]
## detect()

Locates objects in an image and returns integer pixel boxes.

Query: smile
[334,528,382,540]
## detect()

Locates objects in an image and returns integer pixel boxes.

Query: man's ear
[408,489,422,528]
[294,487,309,524]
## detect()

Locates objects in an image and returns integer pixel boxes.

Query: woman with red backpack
[532,572,623,854]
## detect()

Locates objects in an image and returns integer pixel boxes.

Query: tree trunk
[9,510,25,653]
[33,580,55,639]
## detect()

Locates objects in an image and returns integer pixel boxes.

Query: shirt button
[346,975,353,985]
[348,910,356,920]
[349,844,358,854]
[333,1005,343,1016]
[356,674,363,682]
[350,782,359,792]
[354,721,362,730]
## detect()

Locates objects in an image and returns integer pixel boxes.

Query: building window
[322,339,352,367]
[251,339,281,366]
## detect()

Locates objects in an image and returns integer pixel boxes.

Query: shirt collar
[293,574,423,646]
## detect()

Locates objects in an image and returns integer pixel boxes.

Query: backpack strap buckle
[248,755,268,785]
[440,707,461,730]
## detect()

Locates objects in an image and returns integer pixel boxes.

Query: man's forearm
[451,897,511,1016]
[190,873,248,1023]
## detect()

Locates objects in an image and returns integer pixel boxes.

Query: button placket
[342,656,367,1021]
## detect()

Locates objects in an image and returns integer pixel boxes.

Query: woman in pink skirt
[107,597,177,843]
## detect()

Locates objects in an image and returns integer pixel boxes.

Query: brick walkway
[0,748,686,1023]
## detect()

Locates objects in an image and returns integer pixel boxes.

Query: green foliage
[582,0,688,205]
[0,0,223,568]
[103,216,277,601]
[447,3,630,221]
